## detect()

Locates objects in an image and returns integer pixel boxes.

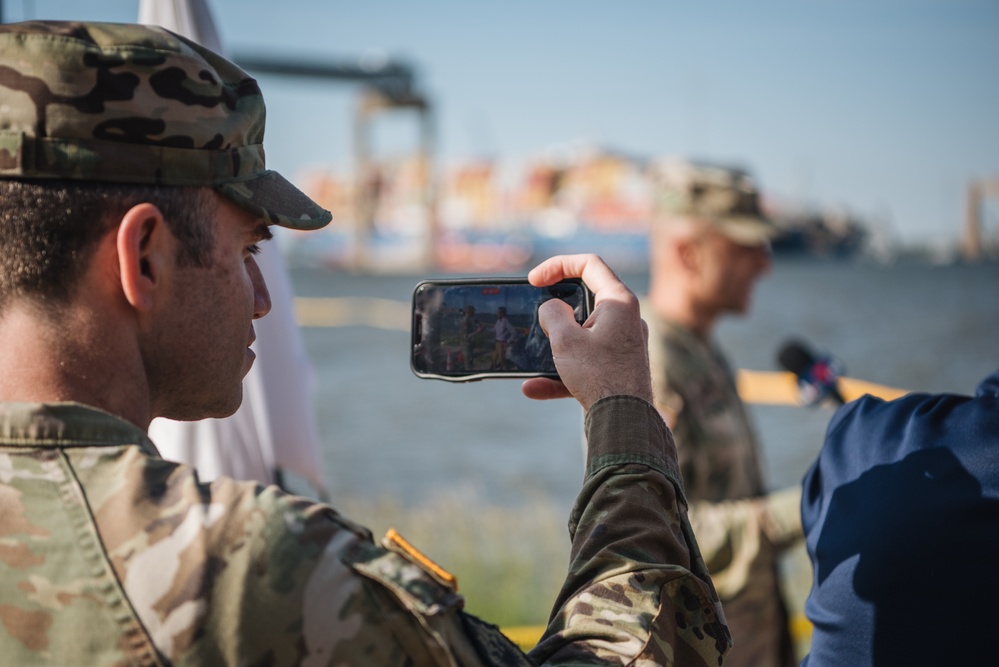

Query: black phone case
[410,278,592,382]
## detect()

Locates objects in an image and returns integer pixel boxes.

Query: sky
[3,0,998,248]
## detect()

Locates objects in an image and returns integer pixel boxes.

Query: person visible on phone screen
[492,306,518,369]
[460,304,483,370]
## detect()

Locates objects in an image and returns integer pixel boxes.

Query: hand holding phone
[411,278,592,382]
[522,254,654,411]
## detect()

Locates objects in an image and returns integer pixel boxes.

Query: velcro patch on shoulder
[342,538,463,617]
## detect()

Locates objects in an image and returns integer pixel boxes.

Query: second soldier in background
[644,160,805,667]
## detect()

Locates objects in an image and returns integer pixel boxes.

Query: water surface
[292,258,999,510]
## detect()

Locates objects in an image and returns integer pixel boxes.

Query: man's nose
[249,256,272,319]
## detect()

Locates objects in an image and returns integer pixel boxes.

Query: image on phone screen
[411,279,590,381]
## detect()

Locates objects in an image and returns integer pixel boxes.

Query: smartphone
[411,278,592,381]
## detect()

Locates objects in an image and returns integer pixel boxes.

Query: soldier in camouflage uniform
[643,160,804,667]
[0,22,729,666]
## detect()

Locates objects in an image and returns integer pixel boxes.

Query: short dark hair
[0,180,215,309]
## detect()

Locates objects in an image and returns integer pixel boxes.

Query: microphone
[777,339,846,407]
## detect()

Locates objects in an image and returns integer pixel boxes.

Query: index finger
[528,254,626,299]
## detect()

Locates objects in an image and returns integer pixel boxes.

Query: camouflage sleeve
[686,487,803,599]
[528,396,731,666]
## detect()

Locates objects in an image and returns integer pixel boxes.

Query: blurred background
[4,0,997,653]
[6,0,998,268]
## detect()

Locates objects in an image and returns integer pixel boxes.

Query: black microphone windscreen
[778,340,816,376]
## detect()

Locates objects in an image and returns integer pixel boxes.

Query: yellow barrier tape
[737,370,908,406]
[790,614,814,643]
[500,625,544,651]
[837,376,909,402]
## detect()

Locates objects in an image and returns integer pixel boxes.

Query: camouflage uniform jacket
[0,399,730,666]
[644,311,797,667]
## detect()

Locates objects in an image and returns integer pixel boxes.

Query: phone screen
[411,279,591,381]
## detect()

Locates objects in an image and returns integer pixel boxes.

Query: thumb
[537,298,580,349]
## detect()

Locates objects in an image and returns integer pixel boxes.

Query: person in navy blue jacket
[801,369,999,666]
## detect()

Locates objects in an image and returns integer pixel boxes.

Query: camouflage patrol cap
[650,159,776,247]
[0,21,331,230]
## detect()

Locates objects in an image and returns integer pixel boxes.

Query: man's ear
[676,236,702,274]
[117,203,172,313]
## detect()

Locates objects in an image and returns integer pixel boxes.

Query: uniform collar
[0,402,158,455]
